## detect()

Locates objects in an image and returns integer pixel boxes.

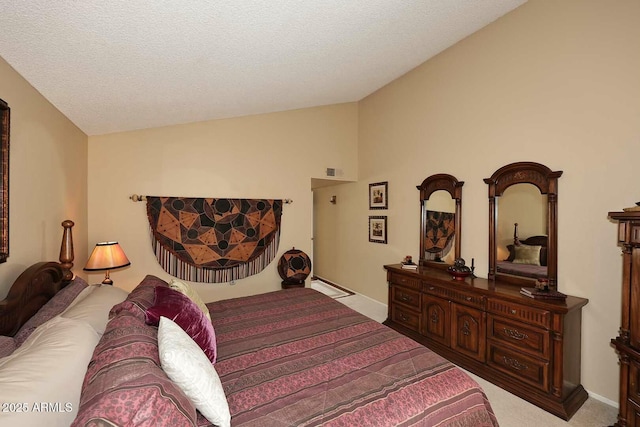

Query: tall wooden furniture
[609,211,640,426]
[384,264,589,420]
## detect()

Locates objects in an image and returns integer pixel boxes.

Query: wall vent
[326,168,336,177]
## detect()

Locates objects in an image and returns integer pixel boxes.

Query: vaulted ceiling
[0,1,525,135]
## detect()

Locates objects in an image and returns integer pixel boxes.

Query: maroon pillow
[110,274,169,321]
[145,286,217,363]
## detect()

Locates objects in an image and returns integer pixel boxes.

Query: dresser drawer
[424,283,484,310]
[390,305,421,334]
[626,398,640,427]
[486,298,551,329]
[391,286,421,310]
[389,272,421,291]
[488,315,550,360]
[487,343,549,392]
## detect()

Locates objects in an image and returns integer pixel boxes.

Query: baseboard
[587,391,618,409]
[311,276,354,296]
[312,276,387,308]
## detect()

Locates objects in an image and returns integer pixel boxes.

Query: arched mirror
[484,162,562,288]
[417,174,463,267]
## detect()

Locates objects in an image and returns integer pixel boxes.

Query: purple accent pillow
[146,286,217,364]
[14,276,88,346]
[110,274,169,321]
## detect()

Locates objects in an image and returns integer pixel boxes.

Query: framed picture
[369,181,388,209]
[0,99,9,263]
[369,216,387,244]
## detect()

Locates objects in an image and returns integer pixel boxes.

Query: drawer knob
[503,355,528,371]
[465,296,472,301]
[429,286,435,291]
[400,313,410,321]
[503,328,528,340]
[400,295,411,302]
[461,321,471,336]
[511,309,517,315]
[430,312,440,324]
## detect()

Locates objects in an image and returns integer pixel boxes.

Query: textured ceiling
[0,1,525,135]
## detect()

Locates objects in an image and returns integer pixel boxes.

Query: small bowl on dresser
[448,270,471,281]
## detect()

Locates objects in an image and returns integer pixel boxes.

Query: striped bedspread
[206,288,498,427]
[497,261,548,279]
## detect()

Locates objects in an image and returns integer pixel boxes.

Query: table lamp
[84,241,131,285]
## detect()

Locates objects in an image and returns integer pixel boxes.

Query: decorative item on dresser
[383,264,589,420]
[608,210,640,426]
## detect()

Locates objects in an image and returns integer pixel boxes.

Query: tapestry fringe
[151,228,281,283]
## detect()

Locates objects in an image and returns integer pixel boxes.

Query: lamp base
[102,276,113,286]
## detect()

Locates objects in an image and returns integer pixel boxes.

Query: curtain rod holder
[129,194,293,204]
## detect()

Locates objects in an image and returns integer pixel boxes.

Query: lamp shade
[84,242,131,271]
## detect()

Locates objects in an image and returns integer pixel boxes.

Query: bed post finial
[60,220,75,282]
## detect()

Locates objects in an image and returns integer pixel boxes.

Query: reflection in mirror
[425,191,456,263]
[485,162,562,288]
[417,174,463,268]
[496,184,548,279]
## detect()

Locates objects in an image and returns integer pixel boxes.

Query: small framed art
[369,181,388,210]
[369,216,387,244]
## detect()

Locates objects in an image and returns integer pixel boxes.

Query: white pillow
[158,316,230,427]
[169,279,212,321]
[0,316,99,427]
[65,284,97,310]
[61,285,129,335]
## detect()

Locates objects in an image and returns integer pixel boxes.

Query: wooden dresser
[609,211,640,426]
[383,264,589,420]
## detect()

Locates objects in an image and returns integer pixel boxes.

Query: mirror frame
[417,174,463,267]
[0,99,8,264]
[484,162,562,288]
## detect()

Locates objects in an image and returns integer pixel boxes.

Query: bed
[0,221,498,427]
[496,223,548,279]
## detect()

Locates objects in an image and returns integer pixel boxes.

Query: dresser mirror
[417,174,463,267]
[484,162,562,287]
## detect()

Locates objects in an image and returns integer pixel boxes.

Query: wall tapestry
[146,197,283,283]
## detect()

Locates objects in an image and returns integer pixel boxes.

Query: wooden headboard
[513,222,548,247]
[0,220,75,336]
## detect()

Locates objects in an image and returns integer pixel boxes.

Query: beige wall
[87,103,358,302]
[314,0,640,404]
[0,57,88,298]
